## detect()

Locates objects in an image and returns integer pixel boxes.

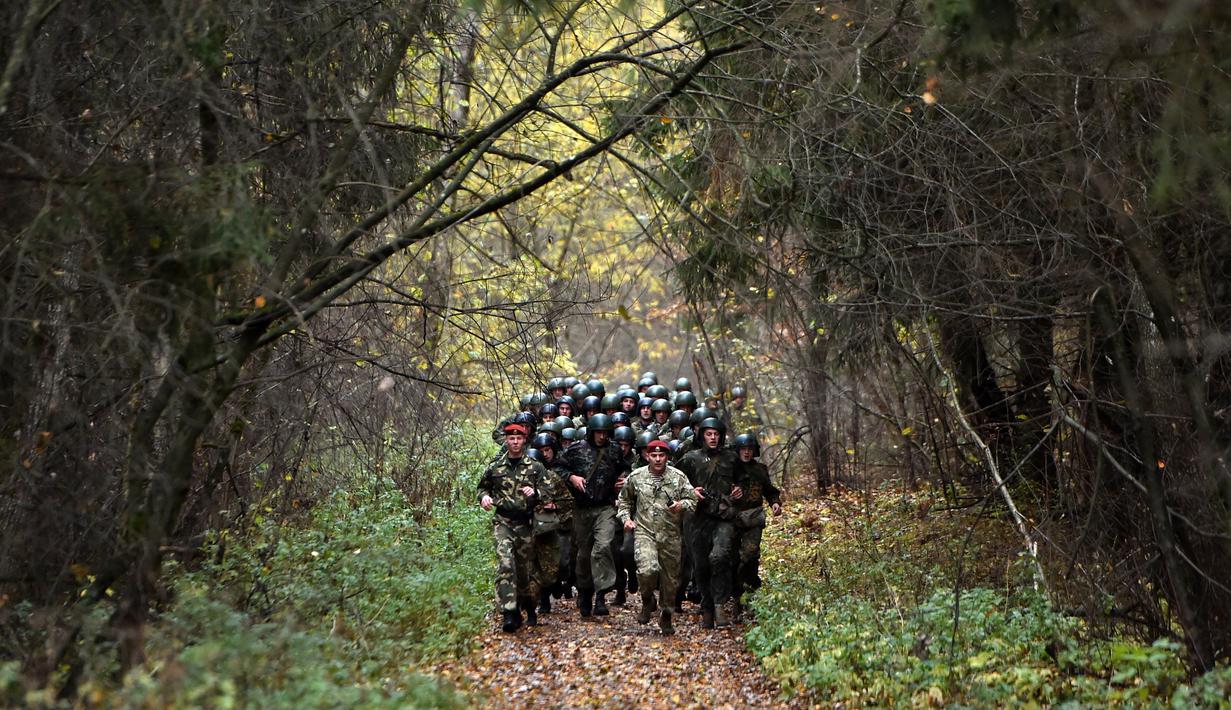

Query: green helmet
[668,410,690,428]
[562,376,580,388]
[570,383,591,401]
[674,377,692,391]
[546,377,565,392]
[600,393,621,411]
[635,431,654,450]
[587,413,614,432]
[646,384,670,400]
[637,377,656,391]
[650,399,672,414]
[731,385,747,398]
[585,379,606,399]
[554,415,573,429]
[529,392,549,406]
[696,417,726,445]
[613,426,635,444]
[538,420,562,436]
[640,371,658,384]
[519,394,532,409]
[674,391,698,409]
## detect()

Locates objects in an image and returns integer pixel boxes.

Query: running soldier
[677,417,742,628]
[560,413,623,616]
[731,433,781,619]
[616,440,697,635]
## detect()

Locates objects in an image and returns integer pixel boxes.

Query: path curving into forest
[432,596,802,709]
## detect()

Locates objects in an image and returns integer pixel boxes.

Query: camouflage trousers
[572,505,616,592]
[732,521,765,598]
[492,516,534,612]
[633,527,683,598]
[532,529,561,593]
[688,515,736,611]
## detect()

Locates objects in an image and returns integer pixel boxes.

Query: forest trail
[431,595,802,709]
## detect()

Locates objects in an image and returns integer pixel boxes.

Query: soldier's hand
[667,500,683,513]
[693,486,706,500]
[771,503,782,516]
[480,495,493,511]
[520,485,535,497]
[615,476,627,492]
[731,485,743,500]
[544,501,557,510]
[569,474,587,492]
[624,519,635,532]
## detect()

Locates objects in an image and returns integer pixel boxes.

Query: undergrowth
[3,430,497,708]
[746,482,1231,708]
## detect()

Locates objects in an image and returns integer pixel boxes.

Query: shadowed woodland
[2,0,1231,705]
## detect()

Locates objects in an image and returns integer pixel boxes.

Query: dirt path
[433,596,802,709]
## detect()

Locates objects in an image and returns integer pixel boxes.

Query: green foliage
[746,490,1230,707]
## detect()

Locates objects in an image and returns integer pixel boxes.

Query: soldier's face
[703,429,720,449]
[619,441,631,455]
[738,447,754,462]
[593,431,610,447]
[654,410,668,424]
[647,449,668,471]
[558,403,572,417]
[506,433,526,455]
[639,405,652,419]
[622,399,636,413]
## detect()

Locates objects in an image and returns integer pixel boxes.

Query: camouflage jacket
[540,459,574,522]
[733,460,780,510]
[631,419,655,437]
[559,441,623,508]
[616,465,697,538]
[477,452,547,520]
[677,447,739,518]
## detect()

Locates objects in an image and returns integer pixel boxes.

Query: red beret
[503,423,528,437]
[646,440,669,453]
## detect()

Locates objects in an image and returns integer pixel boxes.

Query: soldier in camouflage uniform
[478,423,549,632]
[560,413,623,616]
[731,433,781,619]
[677,417,742,628]
[529,434,573,615]
[617,439,697,635]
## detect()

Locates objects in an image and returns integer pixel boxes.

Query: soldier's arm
[476,466,494,505]
[616,476,635,525]
[762,464,782,506]
[675,471,699,513]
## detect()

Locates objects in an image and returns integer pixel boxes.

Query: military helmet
[731,385,747,398]
[674,377,692,391]
[637,377,655,391]
[617,387,638,403]
[697,417,727,446]
[638,396,654,410]
[635,431,654,450]
[513,411,538,428]
[640,371,659,384]
[539,403,558,419]
[668,410,690,428]
[529,392,549,406]
[587,413,614,432]
[534,432,561,452]
[561,427,578,441]
[546,376,565,392]
[611,412,631,428]
[679,426,693,441]
[689,407,716,427]
[668,439,680,453]
[556,395,576,409]
[526,448,544,462]
[562,376,580,388]
[674,391,698,409]
[576,426,587,440]
[646,384,670,400]
[581,395,601,414]
[585,379,606,398]
[538,420,562,437]
[600,393,620,411]
[519,394,532,409]
[570,383,591,401]
[554,415,573,429]
[612,426,635,444]
[731,432,760,456]
[651,398,672,414]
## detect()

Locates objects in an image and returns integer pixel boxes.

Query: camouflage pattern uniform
[477,452,548,612]
[732,458,780,599]
[612,447,639,599]
[532,458,573,594]
[616,464,697,597]
[678,446,740,616]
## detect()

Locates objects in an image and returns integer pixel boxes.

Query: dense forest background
[2,0,1230,705]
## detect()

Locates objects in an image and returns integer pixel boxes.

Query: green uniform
[616,465,697,596]
[477,452,548,612]
[532,460,572,594]
[732,459,780,597]
[678,446,739,612]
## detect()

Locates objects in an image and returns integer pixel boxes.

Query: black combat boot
[594,590,610,616]
[578,588,594,617]
[520,597,537,626]
[637,591,657,625]
[700,607,715,629]
[538,589,552,614]
[659,607,675,635]
[714,602,730,628]
[501,609,522,633]
[614,587,626,606]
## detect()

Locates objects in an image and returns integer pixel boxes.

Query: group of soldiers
[477,373,781,636]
